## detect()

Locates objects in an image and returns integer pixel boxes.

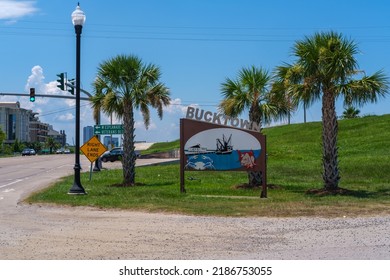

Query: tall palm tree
[274,31,389,192]
[219,66,290,187]
[91,54,170,186]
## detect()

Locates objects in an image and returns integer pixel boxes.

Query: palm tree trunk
[122,99,136,186]
[321,91,340,191]
[248,103,263,187]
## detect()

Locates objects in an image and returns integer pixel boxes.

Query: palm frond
[340,70,389,106]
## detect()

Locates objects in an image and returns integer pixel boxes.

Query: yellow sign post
[81,136,107,163]
[80,136,107,181]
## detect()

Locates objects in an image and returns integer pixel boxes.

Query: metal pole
[68,24,86,195]
[0,92,90,101]
[180,119,186,193]
[93,111,101,172]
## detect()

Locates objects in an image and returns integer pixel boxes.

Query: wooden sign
[180,117,267,197]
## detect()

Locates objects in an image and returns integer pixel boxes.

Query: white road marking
[0,179,24,189]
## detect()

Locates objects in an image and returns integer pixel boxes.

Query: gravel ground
[1,203,389,260]
[1,155,389,260]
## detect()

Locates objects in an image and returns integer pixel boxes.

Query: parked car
[100,148,123,162]
[100,148,140,162]
[21,148,36,156]
[56,148,71,154]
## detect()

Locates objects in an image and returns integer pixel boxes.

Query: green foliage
[91,54,170,185]
[45,137,60,154]
[0,127,5,146]
[274,31,389,191]
[219,65,290,126]
[1,144,13,155]
[12,139,24,153]
[341,106,360,119]
[26,115,390,217]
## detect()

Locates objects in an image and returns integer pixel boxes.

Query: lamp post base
[68,164,86,195]
[68,183,87,195]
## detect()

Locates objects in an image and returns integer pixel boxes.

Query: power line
[2,21,390,43]
[38,103,90,117]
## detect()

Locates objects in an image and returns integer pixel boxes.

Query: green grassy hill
[145,114,389,192]
[142,139,180,155]
[265,114,390,192]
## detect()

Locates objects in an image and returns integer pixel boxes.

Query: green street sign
[94,124,124,135]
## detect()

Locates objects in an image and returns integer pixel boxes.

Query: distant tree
[274,31,389,193]
[0,128,5,146]
[12,139,24,153]
[0,128,5,154]
[2,144,13,155]
[46,137,60,154]
[341,106,360,119]
[32,141,43,153]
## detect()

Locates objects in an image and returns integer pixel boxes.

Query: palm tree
[91,54,170,186]
[219,66,290,187]
[90,76,106,125]
[341,106,360,119]
[274,31,389,192]
[46,137,59,154]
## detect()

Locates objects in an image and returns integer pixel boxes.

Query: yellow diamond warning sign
[80,136,107,163]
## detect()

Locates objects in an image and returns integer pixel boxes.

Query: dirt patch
[306,187,356,196]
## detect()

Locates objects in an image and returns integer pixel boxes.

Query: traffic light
[29,88,35,102]
[68,79,75,95]
[56,73,65,90]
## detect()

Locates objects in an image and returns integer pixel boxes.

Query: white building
[0,102,31,144]
[0,102,64,145]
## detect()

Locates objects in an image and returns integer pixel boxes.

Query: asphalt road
[0,154,173,204]
[0,154,82,206]
[1,154,390,260]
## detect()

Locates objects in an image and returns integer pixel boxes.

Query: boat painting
[184,128,262,171]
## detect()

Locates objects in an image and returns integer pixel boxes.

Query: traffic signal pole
[0,92,90,101]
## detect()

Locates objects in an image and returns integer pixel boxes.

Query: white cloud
[164,98,183,114]
[165,97,198,116]
[135,119,157,130]
[25,65,45,92]
[57,112,74,121]
[57,113,75,121]
[18,65,95,142]
[0,0,38,21]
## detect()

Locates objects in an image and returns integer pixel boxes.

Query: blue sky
[1,0,390,144]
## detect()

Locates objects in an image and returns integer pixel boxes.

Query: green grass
[26,114,390,217]
[142,140,180,155]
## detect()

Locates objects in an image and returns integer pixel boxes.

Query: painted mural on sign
[184,128,261,171]
[180,116,267,197]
